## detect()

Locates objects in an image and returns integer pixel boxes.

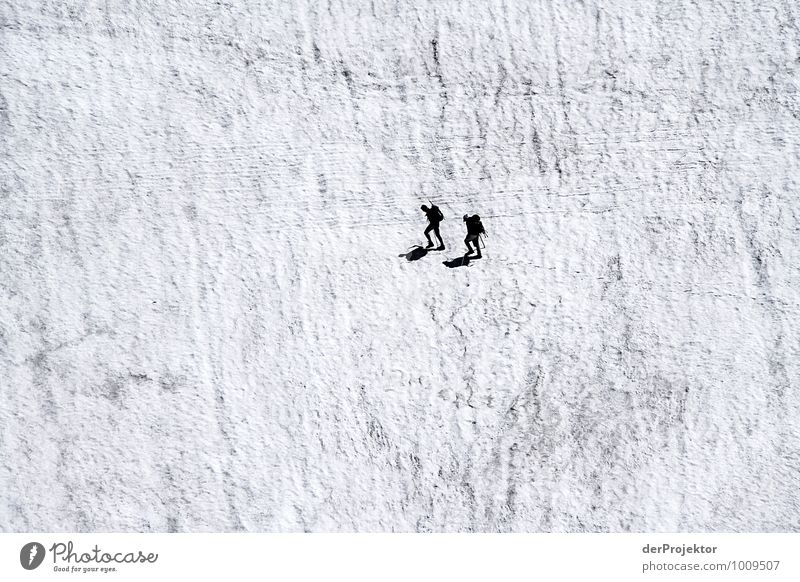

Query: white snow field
[2,0,800,532]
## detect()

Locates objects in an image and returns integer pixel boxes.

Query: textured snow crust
[1,1,799,531]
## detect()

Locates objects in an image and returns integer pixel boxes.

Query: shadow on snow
[399,245,429,261]
[443,253,481,268]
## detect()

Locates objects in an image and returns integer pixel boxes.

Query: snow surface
[1,1,799,532]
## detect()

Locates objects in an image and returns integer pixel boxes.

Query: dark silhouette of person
[463,214,485,258]
[421,204,445,250]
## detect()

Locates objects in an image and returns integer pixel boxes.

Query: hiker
[421,203,445,250]
[463,214,486,258]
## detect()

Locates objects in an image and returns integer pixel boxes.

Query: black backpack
[472,215,485,235]
[431,204,444,221]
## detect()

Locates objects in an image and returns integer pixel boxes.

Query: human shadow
[443,253,481,268]
[399,245,428,262]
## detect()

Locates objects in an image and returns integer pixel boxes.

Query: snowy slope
[1,0,799,531]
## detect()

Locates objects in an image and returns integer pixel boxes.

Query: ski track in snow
[1,1,799,531]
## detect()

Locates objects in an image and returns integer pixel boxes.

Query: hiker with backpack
[463,214,486,258]
[421,203,445,250]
